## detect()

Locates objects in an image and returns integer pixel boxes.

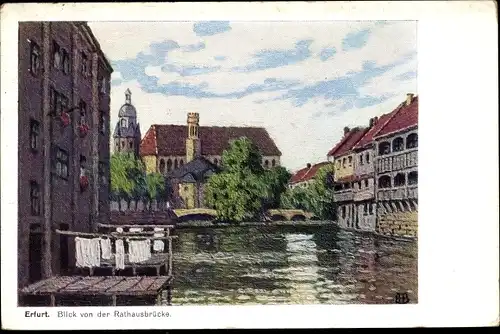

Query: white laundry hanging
[115,239,125,270]
[129,227,143,233]
[75,237,86,268]
[153,228,165,252]
[128,239,151,263]
[100,238,112,260]
[90,238,101,267]
[116,227,124,233]
[75,237,100,268]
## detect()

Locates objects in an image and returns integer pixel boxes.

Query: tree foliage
[204,137,291,222]
[281,164,336,220]
[110,152,166,210]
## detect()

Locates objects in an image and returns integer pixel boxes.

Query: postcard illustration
[16,19,418,307]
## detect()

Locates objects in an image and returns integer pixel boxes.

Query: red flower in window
[80,175,89,191]
[78,124,89,138]
[59,112,70,127]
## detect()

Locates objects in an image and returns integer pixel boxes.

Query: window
[369,203,374,215]
[167,159,172,172]
[174,159,179,170]
[378,175,391,188]
[407,133,418,149]
[52,41,62,70]
[363,204,368,215]
[378,142,391,155]
[394,173,406,187]
[179,159,184,167]
[80,155,87,177]
[348,156,352,166]
[408,171,418,185]
[98,162,107,185]
[366,152,370,163]
[54,147,69,179]
[358,181,362,189]
[79,100,87,125]
[30,181,40,216]
[364,179,369,188]
[99,111,106,134]
[81,52,89,76]
[342,158,346,168]
[265,160,269,168]
[159,159,166,174]
[30,119,40,151]
[342,206,346,219]
[120,118,127,128]
[121,141,125,148]
[30,41,41,75]
[392,137,404,152]
[62,49,70,74]
[359,155,364,165]
[50,88,68,117]
[272,159,276,167]
[129,141,133,149]
[99,76,107,95]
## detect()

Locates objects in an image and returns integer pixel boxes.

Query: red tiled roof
[290,162,332,184]
[353,112,394,150]
[327,127,369,157]
[140,124,282,157]
[374,96,418,139]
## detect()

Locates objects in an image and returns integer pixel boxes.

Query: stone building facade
[139,112,282,208]
[327,93,418,237]
[373,94,418,237]
[18,22,112,290]
[112,88,141,156]
[327,127,369,229]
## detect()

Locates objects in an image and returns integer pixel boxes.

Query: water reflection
[170,223,417,305]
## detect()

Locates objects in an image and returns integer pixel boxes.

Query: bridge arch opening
[291,214,306,221]
[177,213,216,222]
[271,214,287,221]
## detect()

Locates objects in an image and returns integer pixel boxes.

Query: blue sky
[89,21,417,171]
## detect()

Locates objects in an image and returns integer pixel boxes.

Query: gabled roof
[353,112,394,150]
[140,124,282,157]
[290,161,332,185]
[327,127,369,158]
[374,95,418,139]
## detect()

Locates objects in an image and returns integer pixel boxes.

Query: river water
[169,223,417,305]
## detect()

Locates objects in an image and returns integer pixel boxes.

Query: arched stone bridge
[173,208,316,222]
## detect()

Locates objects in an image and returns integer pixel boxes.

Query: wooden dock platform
[19,276,173,307]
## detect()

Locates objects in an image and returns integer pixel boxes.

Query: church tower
[185,112,201,163]
[113,89,141,156]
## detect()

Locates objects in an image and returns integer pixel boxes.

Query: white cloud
[97,21,417,172]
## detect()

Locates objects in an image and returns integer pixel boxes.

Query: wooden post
[168,237,173,276]
[50,294,56,307]
[132,266,136,276]
[155,265,160,276]
[111,295,117,306]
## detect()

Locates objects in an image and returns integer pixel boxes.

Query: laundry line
[54,229,177,240]
[97,223,175,230]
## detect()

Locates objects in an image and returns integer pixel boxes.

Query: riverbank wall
[376,211,418,238]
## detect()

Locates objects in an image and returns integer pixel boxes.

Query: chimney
[406,93,414,106]
[306,163,312,169]
[343,126,350,135]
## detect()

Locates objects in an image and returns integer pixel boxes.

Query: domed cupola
[118,88,137,118]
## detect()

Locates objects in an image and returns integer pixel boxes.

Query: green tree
[204,137,269,222]
[110,152,166,210]
[145,172,166,210]
[280,164,336,220]
[262,166,292,210]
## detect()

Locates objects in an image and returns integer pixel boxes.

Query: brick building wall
[18,22,112,291]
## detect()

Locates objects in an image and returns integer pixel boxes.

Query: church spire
[125,88,131,104]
